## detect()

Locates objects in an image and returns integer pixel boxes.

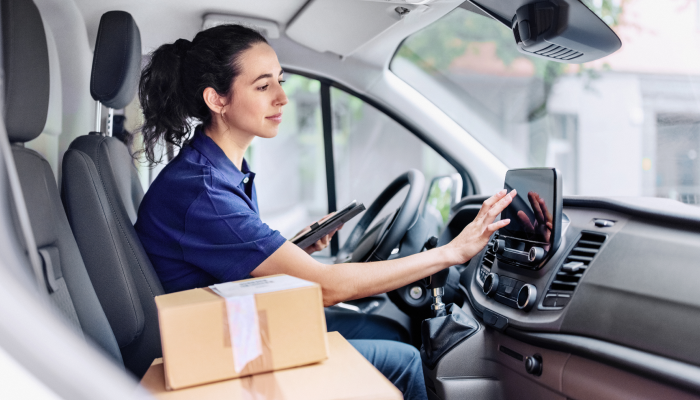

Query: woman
[135,25,515,400]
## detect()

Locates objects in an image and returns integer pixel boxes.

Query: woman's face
[220,42,288,140]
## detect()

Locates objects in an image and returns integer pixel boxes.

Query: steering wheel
[337,169,425,263]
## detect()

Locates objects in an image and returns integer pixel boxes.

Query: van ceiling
[72,0,463,66]
[72,0,309,52]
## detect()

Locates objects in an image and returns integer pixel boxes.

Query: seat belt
[0,117,48,293]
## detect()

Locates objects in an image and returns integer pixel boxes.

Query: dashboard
[438,194,700,395]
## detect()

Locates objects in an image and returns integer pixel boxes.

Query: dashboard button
[483,308,508,330]
[556,294,571,307]
[561,261,584,274]
[543,294,557,307]
[594,219,615,227]
[525,354,543,376]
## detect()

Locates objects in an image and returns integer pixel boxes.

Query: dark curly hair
[138,24,268,165]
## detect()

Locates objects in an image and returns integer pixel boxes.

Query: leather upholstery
[2,0,49,143]
[13,147,123,365]
[90,11,142,109]
[63,135,164,378]
[420,303,479,369]
[63,11,163,378]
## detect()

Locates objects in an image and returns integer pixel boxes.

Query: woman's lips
[266,113,283,123]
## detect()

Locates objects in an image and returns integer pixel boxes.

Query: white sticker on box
[210,276,314,373]
[210,275,314,298]
[225,295,262,373]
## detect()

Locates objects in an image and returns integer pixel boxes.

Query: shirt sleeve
[179,181,286,283]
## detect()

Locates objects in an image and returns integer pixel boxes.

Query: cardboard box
[155,275,329,390]
[141,332,403,400]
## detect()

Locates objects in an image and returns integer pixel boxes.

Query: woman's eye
[257,84,269,91]
[279,80,286,85]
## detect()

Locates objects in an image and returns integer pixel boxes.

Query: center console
[478,168,564,311]
[496,168,563,269]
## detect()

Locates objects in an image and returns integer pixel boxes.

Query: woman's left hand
[292,212,342,255]
[303,225,342,254]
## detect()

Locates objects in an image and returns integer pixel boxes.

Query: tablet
[291,201,366,249]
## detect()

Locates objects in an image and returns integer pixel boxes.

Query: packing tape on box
[224,295,262,373]
[211,275,314,374]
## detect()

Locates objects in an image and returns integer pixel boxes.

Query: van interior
[1,0,700,399]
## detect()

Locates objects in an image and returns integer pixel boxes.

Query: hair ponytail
[138,25,268,165]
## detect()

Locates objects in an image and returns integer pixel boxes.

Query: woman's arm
[251,189,516,307]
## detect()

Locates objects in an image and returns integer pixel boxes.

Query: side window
[247,74,328,242]
[330,88,457,248]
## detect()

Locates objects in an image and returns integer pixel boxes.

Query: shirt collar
[189,128,255,187]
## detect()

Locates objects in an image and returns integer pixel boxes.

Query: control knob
[492,239,506,255]
[517,284,537,311]
[525,354,543,376]
[482,273,499,297]
[528,246,545,263]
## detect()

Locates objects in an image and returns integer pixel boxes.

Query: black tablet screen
[500,169,555,244]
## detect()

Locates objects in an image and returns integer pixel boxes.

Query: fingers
[318,211,337,224]
[486,218,510,233]
[482,189,516,225]
[477,189,507,219]
[292,226,311,241]
[329,228,340,239]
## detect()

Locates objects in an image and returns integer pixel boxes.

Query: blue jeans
[326,309,428,400]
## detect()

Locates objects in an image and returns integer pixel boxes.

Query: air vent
[533,44,584,61]
[541,232,607,309]
[477,240,497,284]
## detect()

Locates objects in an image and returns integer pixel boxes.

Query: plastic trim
[506,328,700,395]
[563,197,700,229]
[320,82,339,255]
[455,195,700,229]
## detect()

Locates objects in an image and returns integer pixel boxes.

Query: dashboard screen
[501,169,556,244]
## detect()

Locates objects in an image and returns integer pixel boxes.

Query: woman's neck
[203,122,253,172]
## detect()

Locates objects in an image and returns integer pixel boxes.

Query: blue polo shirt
[135,129,287,293]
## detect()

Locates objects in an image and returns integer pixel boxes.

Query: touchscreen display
[500,169,555,245]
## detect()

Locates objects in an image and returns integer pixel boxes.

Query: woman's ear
[202,87,228,115]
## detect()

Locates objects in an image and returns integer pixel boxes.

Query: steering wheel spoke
[339,170,425,263]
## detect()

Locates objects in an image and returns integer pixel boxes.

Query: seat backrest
[61,10,165,379]
[2,0,124,366]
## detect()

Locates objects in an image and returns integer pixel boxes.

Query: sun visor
[286,0,427,57]
[465,0,621,64]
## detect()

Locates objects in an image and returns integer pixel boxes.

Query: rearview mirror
[465,0,621,64]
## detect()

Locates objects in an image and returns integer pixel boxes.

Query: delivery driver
[134,24,515,400]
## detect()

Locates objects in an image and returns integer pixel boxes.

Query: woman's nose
[275,83,289,107]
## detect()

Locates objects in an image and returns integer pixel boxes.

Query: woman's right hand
[444,189,517,265]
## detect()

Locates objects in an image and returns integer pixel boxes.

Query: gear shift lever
[423,236,449,317]
[419,241,479,371]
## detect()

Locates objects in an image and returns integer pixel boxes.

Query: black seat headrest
[2,0,50,144]
[90,11,141,109]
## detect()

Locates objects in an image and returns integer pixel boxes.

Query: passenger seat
[2,0,124,366]
[61,11,165,379]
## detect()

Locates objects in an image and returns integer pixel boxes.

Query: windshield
[391,0,700,205]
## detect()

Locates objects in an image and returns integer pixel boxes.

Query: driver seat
[61,11,164,378]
